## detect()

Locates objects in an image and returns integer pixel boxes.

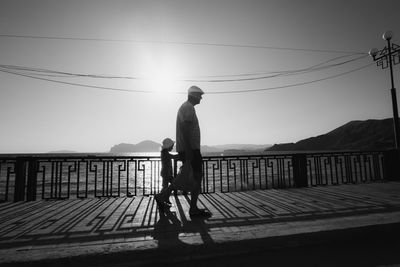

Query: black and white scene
[1,0,400,266]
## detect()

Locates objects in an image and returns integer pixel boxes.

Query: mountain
[110,141,271,154]
[267,118,395,152]
[48,150,78,153]
[110,140,161,153]
[201,144,271,154]
[213,144,271,151]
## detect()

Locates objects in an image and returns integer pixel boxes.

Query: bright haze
[1,0,399,153]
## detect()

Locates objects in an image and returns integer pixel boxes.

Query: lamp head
[383,31,393,41]
[369,48,378,57]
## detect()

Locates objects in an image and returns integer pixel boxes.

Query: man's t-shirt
[176,101,201,152]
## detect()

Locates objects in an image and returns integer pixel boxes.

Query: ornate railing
[202,154,293,193]
[0,150,394,202]
[305,151,385,186]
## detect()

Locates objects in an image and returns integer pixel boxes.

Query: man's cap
[188,86,204,96]
[162,138,175,149]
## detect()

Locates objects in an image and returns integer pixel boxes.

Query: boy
[155,138,178,210]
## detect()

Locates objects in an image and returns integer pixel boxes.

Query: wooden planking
[0,182,399,248]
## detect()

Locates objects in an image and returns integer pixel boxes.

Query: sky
[1,0,400,153]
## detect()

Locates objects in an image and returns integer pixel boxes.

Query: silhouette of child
[155,138,178,210]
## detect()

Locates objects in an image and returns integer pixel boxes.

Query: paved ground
[0,182,400,266]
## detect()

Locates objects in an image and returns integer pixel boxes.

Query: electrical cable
[192,53,360,78]
[0,68,182,94]
[180,55,369,82]
[0,33,366,55]
[0,54,368,83]
[0,62,374,95]
[206,63,374,94]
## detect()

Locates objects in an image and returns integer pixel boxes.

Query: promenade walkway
[1,182,400,266]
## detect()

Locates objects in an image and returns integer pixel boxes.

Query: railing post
[173,158,178,196]
[383,149,400,181]
[173,158,178,177]
[293,154,308,187]
[14,157,27,202]
[26,158,38,201]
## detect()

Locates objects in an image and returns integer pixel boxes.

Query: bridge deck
[1,182,400,266]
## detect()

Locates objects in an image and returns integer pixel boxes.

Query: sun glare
[149,66,179,92]
[138,47,184,94]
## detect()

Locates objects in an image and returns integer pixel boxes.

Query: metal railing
[305,151,384,186]
[202,154,293,193]
[0,150,391,202]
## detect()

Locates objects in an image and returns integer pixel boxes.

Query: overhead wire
[0,53,368,83]
[206,63,374,94]
[179,54,369,82]
[192,53,360,78]
[0,33,366,55]
[0,62,374,95]
[0,33,373,94]
[0,68,176,94]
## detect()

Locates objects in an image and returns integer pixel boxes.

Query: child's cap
[162,138,175,149]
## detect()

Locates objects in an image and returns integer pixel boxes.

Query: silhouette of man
[176,85,210,217]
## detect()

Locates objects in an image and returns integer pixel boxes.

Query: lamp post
[369,31,400,149]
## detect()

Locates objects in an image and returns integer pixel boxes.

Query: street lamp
[369,31,400,149]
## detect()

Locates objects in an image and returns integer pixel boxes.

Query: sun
[138,47,184,94]
[149,66,179,92]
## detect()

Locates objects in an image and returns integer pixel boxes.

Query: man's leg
[189,171,201,210]
[189,151,201,211]
[189,151,211,217]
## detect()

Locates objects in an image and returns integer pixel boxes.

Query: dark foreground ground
[0,182,399,266]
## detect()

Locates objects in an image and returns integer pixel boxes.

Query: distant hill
[110,142,271,154]
[267,118,395,152]
[48,150,78,153]
[202,144,271,154]
[110,140,161,153]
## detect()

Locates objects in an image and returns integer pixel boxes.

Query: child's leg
[165,176,174,203]
[158,176,173,202]
[162,176,169,189]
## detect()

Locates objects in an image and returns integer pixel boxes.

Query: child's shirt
[161,149,174,178]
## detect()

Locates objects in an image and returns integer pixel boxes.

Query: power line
[0,68,182,94]
[0,33,366,55]
[206,63,374,94]
[0,54,368,83]
[194,54,360,78]
[0,62,374,95]
[180,55,369,82]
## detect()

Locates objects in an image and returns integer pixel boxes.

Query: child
[155,138,178,210]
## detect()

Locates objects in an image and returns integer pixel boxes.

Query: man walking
[176,85,211,217]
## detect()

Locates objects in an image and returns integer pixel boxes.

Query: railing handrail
[0,149,388,159]
[0,149,397,202]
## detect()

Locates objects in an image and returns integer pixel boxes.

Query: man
[176,85,211,217]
